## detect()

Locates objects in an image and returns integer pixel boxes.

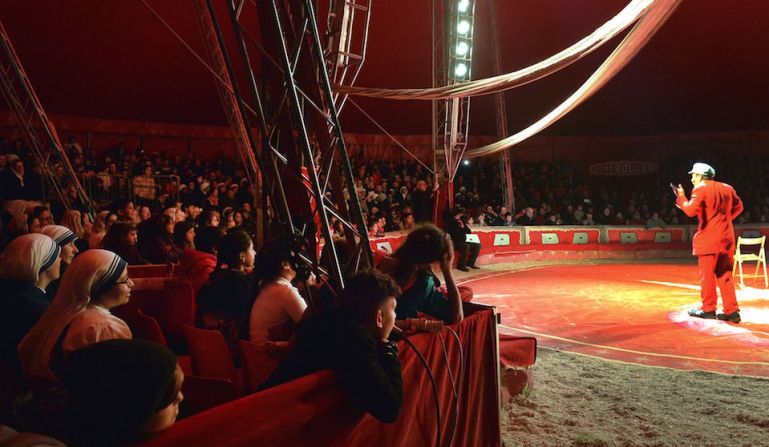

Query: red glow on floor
[464,263,769,376]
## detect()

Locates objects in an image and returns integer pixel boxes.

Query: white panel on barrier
[376,242,393,254]
[653,232,672,243]
[572,232,589,244]
[620,232,638,244]
[542,233,559,245]
[466,234,480,243]
[493,233,511,246]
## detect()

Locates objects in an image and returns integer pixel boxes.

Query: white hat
[688,162,715,177]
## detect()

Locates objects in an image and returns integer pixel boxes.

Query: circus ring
[370,224,769,378]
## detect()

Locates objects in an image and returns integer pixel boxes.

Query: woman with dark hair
[199,209,221,228]
[143,214,182,264]
[375,224,464,324]
[173,220,196,250]
[101,222,148,265]
[249,240,308,348]
[197,230,256,342]
[59,339,183,445]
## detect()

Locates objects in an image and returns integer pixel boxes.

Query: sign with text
[589,161,658,176]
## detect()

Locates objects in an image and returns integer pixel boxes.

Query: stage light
[455,63,468,77]
[457,20,470,35]
[458,0,470,13]
[456,41,469,57]
[463,159,470,166]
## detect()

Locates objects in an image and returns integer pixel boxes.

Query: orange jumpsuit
[676,180,743,314]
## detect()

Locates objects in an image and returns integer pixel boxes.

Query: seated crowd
[0,134,765,443]
[0,138,477,444]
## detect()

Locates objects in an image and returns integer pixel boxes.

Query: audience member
[646,211,667,229]
[0,234,61,379]
[260,269,403,423]
[18,249,133,383]
[142,215,181,264]
[249,241,308,348]
[41,225,80,296]
[173,220,196,250]
[446,209,481,271]
[59,210,89,252]
[58,339,183,445]
[101,222,148,265]
[197,230,256,341]
[375,224,463,324]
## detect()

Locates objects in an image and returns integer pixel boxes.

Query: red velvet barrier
[499,335,537,368]
[136,304,501,447]
[526,227,601,245]
[605,227,686,244]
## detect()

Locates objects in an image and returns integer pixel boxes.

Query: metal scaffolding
[489,0,515,213]
[193,0,373,291]
[0,19,93,217]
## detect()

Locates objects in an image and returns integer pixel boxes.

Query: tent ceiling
[2,0,768,138]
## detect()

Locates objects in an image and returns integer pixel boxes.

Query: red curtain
[137,304,501,447]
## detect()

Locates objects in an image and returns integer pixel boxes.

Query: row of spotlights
[455,63,468,77]
[456,41,469,56]
[456,0,472,79]
[457,20,471,35]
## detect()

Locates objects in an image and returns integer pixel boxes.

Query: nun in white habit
[0,233,61,376]
[18,249,134,384]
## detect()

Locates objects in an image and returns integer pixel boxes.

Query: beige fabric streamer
[465,0,682,159]
[335,0,655,100]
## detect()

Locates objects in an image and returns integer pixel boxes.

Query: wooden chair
[733,236,768,288]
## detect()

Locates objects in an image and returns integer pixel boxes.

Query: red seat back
[127,264,174,278]
[128,279,195,349]
[238,340,283,393]
[181,374,237,416]
[114,304,168,347]
[184,325,240,392]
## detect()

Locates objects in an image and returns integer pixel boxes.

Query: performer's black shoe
[469,265,481,269]
[717,311,741,323]
[457,266,469,272]
[688,309,717,319]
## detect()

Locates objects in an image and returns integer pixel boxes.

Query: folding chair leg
[755,261,760,287]
[763,258,768,288]
[738,257,745,287]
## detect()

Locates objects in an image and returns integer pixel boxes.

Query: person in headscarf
[86,210,109,249]
[18,249,133,384]
[41,225,80,297]
[0,233,61,378]
[58,339,184,445]
[59,209,89,252]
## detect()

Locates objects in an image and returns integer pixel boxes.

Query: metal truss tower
[488,0,515,213]
[197,0,373,292]
[0,20,93,216]
[432,0,476,214]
